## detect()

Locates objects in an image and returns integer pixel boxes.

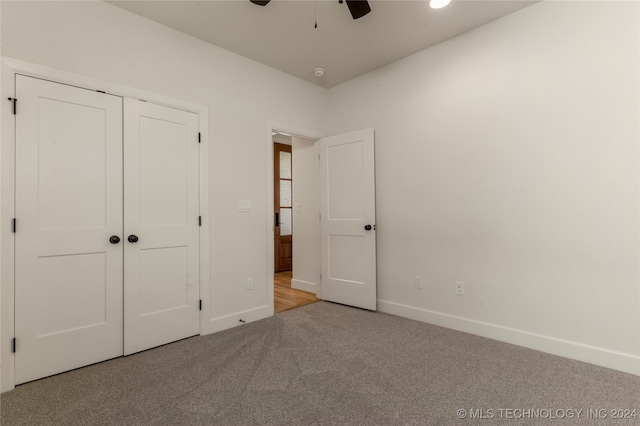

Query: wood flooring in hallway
[274,271,320,314]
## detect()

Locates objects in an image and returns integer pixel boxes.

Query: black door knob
[109,235,120,244]
[364,224,372,231]
[128,235,139,243]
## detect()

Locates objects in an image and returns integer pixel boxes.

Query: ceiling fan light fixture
[313,68,326,78]
[345,0,372,20]
[429,0,451,9]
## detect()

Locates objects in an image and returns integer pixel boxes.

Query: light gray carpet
[1,301,638,425]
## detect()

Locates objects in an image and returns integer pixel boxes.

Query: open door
[319,129,376,311]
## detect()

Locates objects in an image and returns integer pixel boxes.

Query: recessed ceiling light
[430,0,451,9]
[313,68,326,78]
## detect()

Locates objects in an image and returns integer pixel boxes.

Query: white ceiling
[109,0,537,88]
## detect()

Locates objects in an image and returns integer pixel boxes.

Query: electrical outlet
[455,281,464,296]
[415,276,423,289]
[246,277,253,291]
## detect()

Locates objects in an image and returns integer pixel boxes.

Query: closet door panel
[14,75,124,384]
[124,99,200,355]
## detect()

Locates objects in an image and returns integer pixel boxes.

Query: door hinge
[12,218,16,233]
[11,338,16,353]
[199,300,202,311]
[199,216,202,226]
[7,97,17,115]
[96,90,106,94]
[198,133,201,143]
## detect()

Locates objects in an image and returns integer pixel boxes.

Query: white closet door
[15,76,124,384]
[123,99,200,355]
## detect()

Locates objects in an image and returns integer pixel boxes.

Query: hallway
[274,271,320,314]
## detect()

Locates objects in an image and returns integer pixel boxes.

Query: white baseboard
[201,305,271,335]
[291,278,317,294]
[378,299,640,376]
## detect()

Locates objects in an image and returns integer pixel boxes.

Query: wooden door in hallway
[274,143,293,272]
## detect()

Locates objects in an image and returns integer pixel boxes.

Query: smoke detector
[313,68,325,78]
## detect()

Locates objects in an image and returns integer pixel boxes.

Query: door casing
[0,57,210,393]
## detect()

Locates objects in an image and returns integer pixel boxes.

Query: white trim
[203,305,271,334]
[291,279,317,294]
[378,299,640,376]
[1,60,17,393]
[0,57,211,392]
[265,121,323,318]
[197,106,211,341]
[272,134,292,145]
[1,58,204,115]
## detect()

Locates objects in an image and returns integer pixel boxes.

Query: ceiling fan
[250,0,372,20]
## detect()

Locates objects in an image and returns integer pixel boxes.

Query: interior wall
[291,136,319,293]
[327,0,639,374]
[0,0,327,342]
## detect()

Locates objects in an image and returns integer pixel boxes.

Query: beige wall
[327,0,639,373]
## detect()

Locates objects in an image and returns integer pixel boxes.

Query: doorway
[266,125,378,316]
[272,132,320,313]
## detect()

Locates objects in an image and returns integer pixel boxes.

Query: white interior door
[319,128,377,310]
[15,76,124,384]
[123,99,200,355]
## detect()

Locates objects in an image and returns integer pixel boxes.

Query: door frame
[265,122,323,316]
[0,57,210,393]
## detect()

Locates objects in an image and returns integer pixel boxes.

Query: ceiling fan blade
[250,0,271,6]
[345,0,371,20]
